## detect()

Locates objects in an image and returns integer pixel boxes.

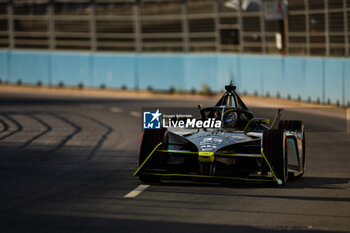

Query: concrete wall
[0,50,349,106]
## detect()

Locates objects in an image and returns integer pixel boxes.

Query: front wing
[133,142,292,185]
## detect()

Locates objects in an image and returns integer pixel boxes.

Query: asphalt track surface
[0,92,349,233]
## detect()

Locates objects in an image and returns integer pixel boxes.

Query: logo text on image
[143,109,162,129]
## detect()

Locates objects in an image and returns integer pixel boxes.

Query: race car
[134,83,305,185]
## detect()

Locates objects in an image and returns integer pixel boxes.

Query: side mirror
[270,108,284,129]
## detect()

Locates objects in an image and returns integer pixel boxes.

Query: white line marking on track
[110,107,123,113]
[130,111,141,118]
[124,185,150,198]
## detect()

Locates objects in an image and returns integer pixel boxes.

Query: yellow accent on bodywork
[140,172,274,182]
[223,108,238,113]
[144,168,167,172]
[260,148,282,185]
[157,150,198,155]
[215,153,262,158]
[198,151,215,163]
[133,142,163,177]
[157,150,262,158]
[294,170,304,177]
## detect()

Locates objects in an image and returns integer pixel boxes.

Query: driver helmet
[223,111,238,128]
[215,105,228,120]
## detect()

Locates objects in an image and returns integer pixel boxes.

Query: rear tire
[262,129,288,185]
[278,120,303,132]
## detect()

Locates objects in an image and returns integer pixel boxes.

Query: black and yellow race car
[134,83,305,185]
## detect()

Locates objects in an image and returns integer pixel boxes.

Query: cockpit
[200,106,253,130]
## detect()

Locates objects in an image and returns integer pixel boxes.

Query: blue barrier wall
[241,55,266,96]
[11,51,50,85]
[262,56,284,98]
[92,54,136,89]
[185,55,218,91]
[139,54,185,90]
[304,58,324,103]
[344,59,350,106]
[0,49,349,106]
[0,51,8,82]
[52,52,91,87]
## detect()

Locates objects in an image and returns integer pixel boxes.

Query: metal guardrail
[0,0,349,57]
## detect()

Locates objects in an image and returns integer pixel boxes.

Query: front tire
[138,128,166,183]
[262,129,288,185]
[279,120,305,176]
